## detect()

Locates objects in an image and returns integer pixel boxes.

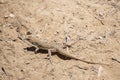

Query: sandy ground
[0,0,120,80]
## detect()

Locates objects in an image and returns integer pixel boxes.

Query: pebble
[4,13,15,18]
[24,60,30,65]
[9,13,15,18]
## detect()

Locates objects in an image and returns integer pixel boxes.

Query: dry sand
[0,0,120,80]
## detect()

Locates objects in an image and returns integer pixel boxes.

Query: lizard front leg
[35,47,39,54]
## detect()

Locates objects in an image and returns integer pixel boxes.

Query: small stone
[98,36,103,39]
[24,60,30,65]
[9,13,15,18]
[4,15,9,18]
[54,31,59,35]
[95,36,103,39]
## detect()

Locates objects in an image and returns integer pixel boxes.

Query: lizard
[25,36,109,66]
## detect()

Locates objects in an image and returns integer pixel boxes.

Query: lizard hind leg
[47,49,56,63]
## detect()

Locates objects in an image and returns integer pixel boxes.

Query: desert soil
[0,0,120,80]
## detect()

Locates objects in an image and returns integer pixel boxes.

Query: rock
[4,13,15,18]
[9,13,15,18]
